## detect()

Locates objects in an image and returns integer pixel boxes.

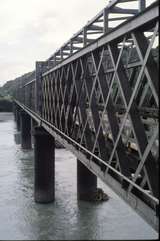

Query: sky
[0,0,155,86]
[0,0,110,85]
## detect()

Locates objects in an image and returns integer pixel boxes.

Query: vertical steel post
[70,40,73,55]
[35,60,54,116]
[54,55,57,66]
[35,62,43,115]
[139,0,146,12]
[61,48,64,61]
[83,27,87,47]
[103,7,109,34]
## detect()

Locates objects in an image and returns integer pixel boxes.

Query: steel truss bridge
[14,0,159,231]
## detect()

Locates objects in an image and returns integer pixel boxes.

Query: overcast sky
[0,0,111,85]
[0,0,154,86]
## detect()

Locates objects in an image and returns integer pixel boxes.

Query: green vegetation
[0,71,34,112]
[0,71,33,112]
[0,97,13,112]
[0,83,13,112]
[0,71,34,98]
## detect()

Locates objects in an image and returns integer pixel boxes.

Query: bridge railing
[16,79,36,112]
[14,0,159,229]
[46,0,156,67]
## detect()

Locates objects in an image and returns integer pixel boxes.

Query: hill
[0,71,35,99]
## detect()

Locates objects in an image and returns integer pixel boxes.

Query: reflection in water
[14,132,21,145]
[0,113,158,240]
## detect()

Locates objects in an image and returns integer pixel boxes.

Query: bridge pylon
[34,126,55,203]
[20,111,32,150]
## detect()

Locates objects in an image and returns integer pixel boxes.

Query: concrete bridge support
[16,109,21,132]
[77,160,97,201]
[34,126,55,203]
[31,118,37,147]
[20,111,32,149]
[13,104,21,131]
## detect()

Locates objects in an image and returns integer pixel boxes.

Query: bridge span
[13,0,159,231]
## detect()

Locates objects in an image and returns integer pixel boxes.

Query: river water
[0,112,158,240]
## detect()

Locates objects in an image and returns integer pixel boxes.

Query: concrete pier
[20,111,32,149]
[77,160,97,201]
[31,118,37,147]
[14,105,21,131]
[34,126,55,203]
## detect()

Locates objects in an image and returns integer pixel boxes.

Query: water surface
[0,113,158,240]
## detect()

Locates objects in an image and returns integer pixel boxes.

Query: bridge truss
[14,0,159,231]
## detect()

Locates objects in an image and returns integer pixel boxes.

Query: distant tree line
[0,71,34,112]
[0,46,158,112]
[0,95,13,112]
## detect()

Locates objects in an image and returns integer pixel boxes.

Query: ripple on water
[0,113,158,240]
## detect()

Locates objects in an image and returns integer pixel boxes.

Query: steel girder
[40,2,159,224]
[14,1,159,230]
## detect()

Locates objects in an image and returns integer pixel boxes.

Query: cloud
[0,0,111,84]
[0,0,154,85]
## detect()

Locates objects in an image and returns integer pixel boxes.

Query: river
[0,112,158,240]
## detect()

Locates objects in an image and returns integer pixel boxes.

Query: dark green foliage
[0,71,35,98]
[0,99,13,112]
